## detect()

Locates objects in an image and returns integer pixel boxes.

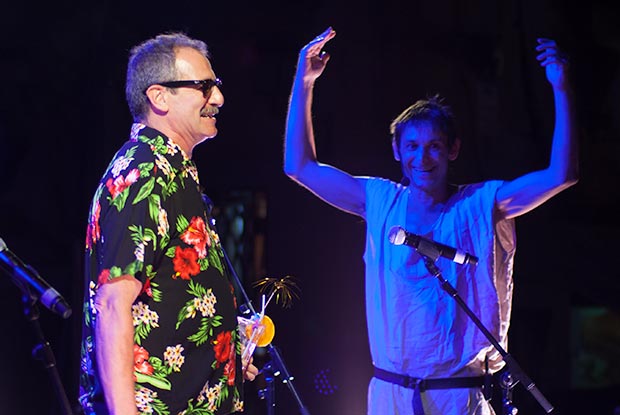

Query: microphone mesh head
[388,226,406,245]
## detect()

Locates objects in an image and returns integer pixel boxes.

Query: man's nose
[419,148,433,165]
[209,86,224,107]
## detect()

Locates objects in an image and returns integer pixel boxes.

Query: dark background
[1,0,620,414]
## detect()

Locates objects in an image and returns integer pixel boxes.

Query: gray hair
[125,32,209,122]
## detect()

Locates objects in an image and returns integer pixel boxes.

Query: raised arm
[497,38,579,219]
[284,27,367,217]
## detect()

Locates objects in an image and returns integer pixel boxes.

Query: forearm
[496,39,578,218]
[549,86,579,185]
[95,296,138,415]
[496,86,579,218]
[284,71,319,180]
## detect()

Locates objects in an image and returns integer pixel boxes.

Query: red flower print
[85,201,101,251]
[223,334,237,386]
[224,358,236,386]
[180,216,210,259]
[213,331,232,366]
[230,284,238,309]
[106,168,140,199]
[172,246,200,280]
[126,168,140,183]
[133,344,154,375]
[92,201,101,239]
[140,278,152,298]
[97,269,111,286]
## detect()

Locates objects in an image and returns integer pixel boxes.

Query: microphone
[0,238,72,319]
[388,226,478,266]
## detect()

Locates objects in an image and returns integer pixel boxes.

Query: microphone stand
[205,204,310,415]
[420,251,554,414]
[7,275,74,415]
[220,247,310,415]
[264,344,311,415]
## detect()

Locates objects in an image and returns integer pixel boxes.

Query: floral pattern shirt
[80,124,243,415]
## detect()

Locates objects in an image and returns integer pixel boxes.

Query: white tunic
[364,178,516,414]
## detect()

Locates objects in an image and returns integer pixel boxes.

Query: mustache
[201,106,219,117]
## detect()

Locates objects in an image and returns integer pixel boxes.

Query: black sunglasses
[145,78,222,96]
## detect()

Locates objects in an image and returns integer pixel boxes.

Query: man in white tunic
[284,27,577,415]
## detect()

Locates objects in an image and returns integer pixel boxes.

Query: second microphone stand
[212,214,310,415]
[420,251,554,414]
[258,344,311,415]
[1,269,74,415]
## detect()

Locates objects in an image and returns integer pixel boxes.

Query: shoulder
[363,176,407,221]
[364,177,402,198]
[455,180,505,200]
[445,180,507,217]
[100,138,159,181]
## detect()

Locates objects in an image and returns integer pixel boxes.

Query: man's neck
[142,117,194,158]
[407,183,453,209]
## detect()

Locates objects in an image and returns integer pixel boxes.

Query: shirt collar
[129,123,191,162]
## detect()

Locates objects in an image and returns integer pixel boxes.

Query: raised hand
[536,38,570,90]
[297,27,337,83]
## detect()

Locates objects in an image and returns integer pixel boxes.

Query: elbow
[283,156,319,186]
[547,161,579,191]
[553,170,579,192]
[556,177,578,195]
[565,175,579,188]
[283,162,298,180]
[283,160,306,183]
[562,165,580,188]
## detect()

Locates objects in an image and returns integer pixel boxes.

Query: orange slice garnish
[245,315,275,347]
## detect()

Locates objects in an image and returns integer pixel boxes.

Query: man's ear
[144,85,169,114]
[448,137,461,161]
[392,138,401,162]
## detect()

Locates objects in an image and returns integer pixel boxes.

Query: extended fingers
[312,27,336,44]
[538,51,569,66]
[539,57,568,67]
[535,38,568,66]
[536,48,559,61]
[303,27,336,55]
[536,38,557,49]
[311,27,336,46]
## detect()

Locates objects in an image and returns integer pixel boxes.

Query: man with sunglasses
[284,28,577,414]
[80,32,257,415]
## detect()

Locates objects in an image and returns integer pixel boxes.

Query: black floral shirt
[80,124,243,415]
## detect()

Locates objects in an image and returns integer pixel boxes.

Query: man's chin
[410,174,435,183]
[199,130,218,141]
[409,177,442,190]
